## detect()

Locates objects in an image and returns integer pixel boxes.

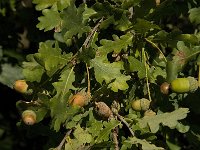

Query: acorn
[95,102,112,118]
[160,82,170,95]
[170,77,198,93]
[144,110,156,117]
[131,98,151,111]
[13,80,28,93]
[69,92,89,107]
[22,110,36,125]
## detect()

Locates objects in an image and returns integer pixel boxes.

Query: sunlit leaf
[98,33,133,56]
[37,9,62,32]
[90,56,131,92]
[138,108,189,133]
[189,7,200,25]
[121,137,164,150]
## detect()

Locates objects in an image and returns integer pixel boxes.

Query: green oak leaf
[35,41,72,76]
[90,56,131,92]
[166,41,200,82]
[133,18,160,34]
[73,125,93,144]
[23,54,45,82]
[138,108,189,133]
[64,139,82,150]
[61,4,92,41]
[128,56,146,79]
[66,109,90,129]
[121,137,164,150]
[114,12,132,31]
[37,9,62,31]
[98,33,133,56]
[33,0,71,11]
[53,67,76,97]
[189,7,200,25]
[87,121,103,138]
[0,63,23,88]
[95,119,121,143]
[50,68,77,131]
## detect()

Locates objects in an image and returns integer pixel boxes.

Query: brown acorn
[160,82,170,95]
[95,102,112,118]
[13,80,28,93]
[69,92,89,107]
[22,110,36,125]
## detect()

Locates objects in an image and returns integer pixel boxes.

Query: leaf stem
[86,63,91,97]
[145,38,167,62]
[56,129,72,150]
[198,63,200,87]
[112,126,119,150]
[143,49,152,102]
[113,112,135,137]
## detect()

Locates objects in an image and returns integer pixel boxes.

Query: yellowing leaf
[90,56,131,92]
[138,108,189,133]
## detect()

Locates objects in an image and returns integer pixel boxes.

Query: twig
[145,38,167,62]
[70,17,104,64]
[84,18,104,97]
[112,125,119,150]
[198,63,200,87]
[83,17,104,49]
[56,129,72,150]
[142,49,152,102]
[113,112,135,137]
[86,63,91,97]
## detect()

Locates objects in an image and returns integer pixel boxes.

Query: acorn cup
[170,76,198,93]
[131,98,151,111]
[69,92,90,107]
[22,110,37,125]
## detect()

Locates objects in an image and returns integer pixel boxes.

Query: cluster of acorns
[160,77,199,95]
[14,76,197,125]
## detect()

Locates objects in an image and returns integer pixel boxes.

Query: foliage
[1,0,200,149]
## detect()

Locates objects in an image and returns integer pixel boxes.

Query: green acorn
[22,110,36,125]
[131,98,151,111]
[170,77,198,93]
[13,80,28,93]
